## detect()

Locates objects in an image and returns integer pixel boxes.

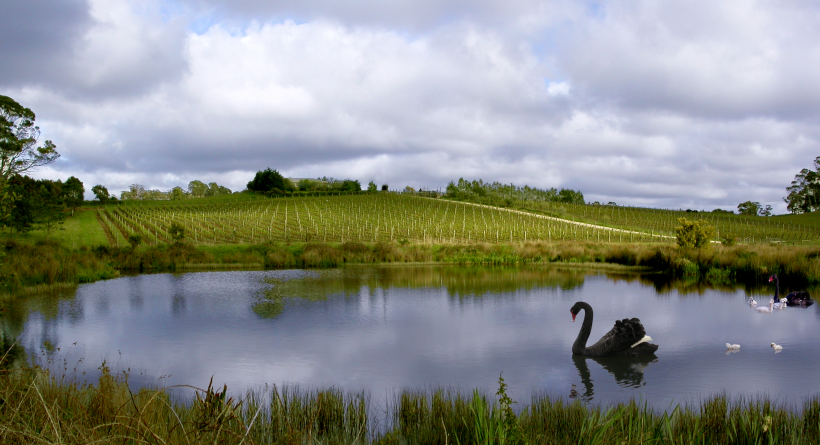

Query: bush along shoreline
[3,239,820,297]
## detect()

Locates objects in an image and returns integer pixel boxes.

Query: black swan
[769,275,813,306]
[570,301,658,357]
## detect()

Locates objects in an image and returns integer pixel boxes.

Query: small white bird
[749,297,758,306]
[773,297,788,309]
[771,342,783,352]
[756,299,775,313]
[726,343,740,350]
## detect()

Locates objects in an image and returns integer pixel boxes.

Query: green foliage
[6,175,67,237]
[785,156,820,214]
[187,180,208,197]
[0,95,60,186]
[127,234,143,249]
[445,177,584,207]
[168,221,186,243]
[737,201,761,216]
[91,184,110,203]
[496,373,523,444]
[63,176,84,213]
[297,178,322,191]
[247,168,294,193]
[675,218,716,249]
[168,186,187,200]
[381,184,388,191]
[367,181,378,192]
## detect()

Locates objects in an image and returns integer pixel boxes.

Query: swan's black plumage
[769,274,814,306]
[570,301,658,357]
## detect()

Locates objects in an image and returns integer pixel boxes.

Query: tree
[207,182,231,196]
[557,188,585,205]
[7,175,37,233]
[188,180,208,197]
[381,184,388,191]
[247,168,293,192]
[367,181,377,192]
[339,180,361,192]
[63,176,84,215]
[0,95,60,187]
[169,186,188,200]
[737,201,761,216]
[34,180,66,239]
[121,184,146,200]
[92,184,110,203]
[675,218,716,249]
[5,175,67,236]
[784,156,820,214]
[760,205,772,217]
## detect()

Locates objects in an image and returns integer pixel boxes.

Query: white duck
[748,297,758,306]
[773,297,788,309]
[725,343,740,350]
[755,299,774,313]
[771,342,783,352]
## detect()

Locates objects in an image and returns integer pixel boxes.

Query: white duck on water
[726,343,740,350]
[755,299,775,313]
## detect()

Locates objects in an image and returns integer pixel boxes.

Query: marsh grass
[4,238,820,301]
[4,355,820,445]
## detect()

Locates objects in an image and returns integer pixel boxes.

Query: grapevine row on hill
[478,199,820,243]
[99,194,670,245]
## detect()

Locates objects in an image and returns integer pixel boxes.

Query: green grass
[1,208,110,248]
[2,362,819,444]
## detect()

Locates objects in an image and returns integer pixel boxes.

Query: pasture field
[94,193,820,247]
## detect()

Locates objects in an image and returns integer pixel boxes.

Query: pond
[5,265,820,409]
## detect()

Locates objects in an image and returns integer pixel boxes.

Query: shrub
[675,218,716,249]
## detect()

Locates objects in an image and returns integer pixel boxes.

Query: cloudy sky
[2,0,818,212]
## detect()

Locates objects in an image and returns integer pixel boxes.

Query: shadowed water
[6,265,820,409]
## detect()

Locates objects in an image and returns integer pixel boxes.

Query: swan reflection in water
[570,354,658,402]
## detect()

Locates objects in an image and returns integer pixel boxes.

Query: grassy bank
[1,363,819,444]
[3,239,820,298]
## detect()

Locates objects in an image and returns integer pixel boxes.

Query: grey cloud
[0,0,188,100]
[0,0,91,87]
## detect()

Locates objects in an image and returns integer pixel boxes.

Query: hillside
[81,193,820,247]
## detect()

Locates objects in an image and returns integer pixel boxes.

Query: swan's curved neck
[572,302,593,355]
[773,277,780,299]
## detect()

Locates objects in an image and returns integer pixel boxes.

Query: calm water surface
[8,266,820,408]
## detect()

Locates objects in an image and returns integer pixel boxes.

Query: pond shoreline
[2,238,819,299]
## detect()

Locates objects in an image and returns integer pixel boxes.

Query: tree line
[444,178,585,207]
[246,168,382,194]
[114,180,232,201]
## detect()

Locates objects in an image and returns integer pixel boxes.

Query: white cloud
[2,0,819,211]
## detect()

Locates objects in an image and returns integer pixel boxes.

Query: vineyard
[503,200,820,243]
[95,193,820,247]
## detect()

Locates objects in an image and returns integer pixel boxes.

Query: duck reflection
[571,354,658,401]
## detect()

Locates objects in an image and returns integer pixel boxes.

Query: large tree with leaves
[247,168,293,192]
[0,96,60,224]
[784,156,820,214]
[0,96,60,186]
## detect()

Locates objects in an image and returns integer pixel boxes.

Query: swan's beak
[769,276,774,282]
[571,311,576,322]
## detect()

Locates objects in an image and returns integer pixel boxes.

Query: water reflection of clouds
[12,267,820,408]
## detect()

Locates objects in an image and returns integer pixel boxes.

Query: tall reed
[3,359,820,444]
